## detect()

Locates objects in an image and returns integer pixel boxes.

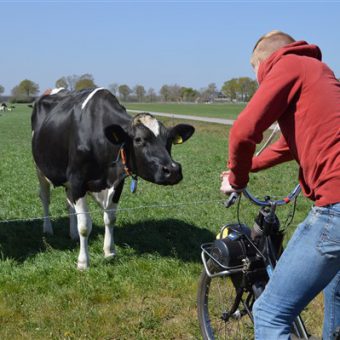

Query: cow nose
[162,162,180,177]
[162,166,171,177]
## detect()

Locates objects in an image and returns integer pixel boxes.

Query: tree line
[1,74,260,103]
[2,74,340,104]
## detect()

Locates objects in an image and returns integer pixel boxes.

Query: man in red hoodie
[221,31,340,339]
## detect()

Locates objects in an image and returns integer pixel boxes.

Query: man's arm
[251,134,294,172]
[227,56,302,189]
[220,135,294,193]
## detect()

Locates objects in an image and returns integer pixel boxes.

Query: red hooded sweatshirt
[228,41,340,206]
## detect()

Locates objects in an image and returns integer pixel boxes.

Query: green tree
[75,79,96,91]
[55,77,68,90]
[180,87,199,102]
[17,79,39,97]
[238,77,258,101]
[118,84,131,101]
[222,77,257,102]
[134,85,146,102]
[222,78,239,101]
[246,79,258,101]
[0,85,4,96]
[10,80,38,103]
[75,74,96,91]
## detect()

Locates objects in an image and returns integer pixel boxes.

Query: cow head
[104,113,194,185]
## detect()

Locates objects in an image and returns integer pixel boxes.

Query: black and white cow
[32,87,194,269]
[0,103,7,112]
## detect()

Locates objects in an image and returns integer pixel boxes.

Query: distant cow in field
[0,103,7,112]
[31,88,194,269]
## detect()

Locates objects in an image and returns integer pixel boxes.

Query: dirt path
[127,109,278,130]
[127,109,235,125]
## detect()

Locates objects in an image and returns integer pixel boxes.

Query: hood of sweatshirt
[257,41,322,84]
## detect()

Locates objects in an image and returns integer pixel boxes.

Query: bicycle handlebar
[224,184,301,208]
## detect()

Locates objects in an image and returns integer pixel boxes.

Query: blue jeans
[253,203,340,340]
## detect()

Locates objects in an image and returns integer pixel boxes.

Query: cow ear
[104,124,129,145]
[170,124,195,145]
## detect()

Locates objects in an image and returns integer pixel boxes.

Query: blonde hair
[251,30,295,67]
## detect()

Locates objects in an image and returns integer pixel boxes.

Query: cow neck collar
[113,143,138,192]
[119,146,133,177]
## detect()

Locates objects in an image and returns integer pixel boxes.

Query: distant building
[213,92,230,103]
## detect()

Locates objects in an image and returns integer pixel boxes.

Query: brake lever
[224,192,240,208]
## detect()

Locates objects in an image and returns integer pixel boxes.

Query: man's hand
[220,171,243,195]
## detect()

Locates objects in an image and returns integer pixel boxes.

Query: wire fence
[0,198,226,225]
[0,190,302,227]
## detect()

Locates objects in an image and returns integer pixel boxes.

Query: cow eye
[134,137,143,145]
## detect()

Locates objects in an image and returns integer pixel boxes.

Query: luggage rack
[200,223,249,278]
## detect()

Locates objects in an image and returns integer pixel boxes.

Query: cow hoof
[43,221,53,235]
[77,260,89,270]
[104,252,116,260]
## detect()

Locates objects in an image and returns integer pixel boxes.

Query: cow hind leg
[73,196,92,270]
[69,202,78,240]
[37,169,53,235]
[90,185,123,259]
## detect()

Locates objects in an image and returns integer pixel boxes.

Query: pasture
[124,102,246,120]
[0,104,322,339]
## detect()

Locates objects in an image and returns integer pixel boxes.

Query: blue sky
[1,1,339,95]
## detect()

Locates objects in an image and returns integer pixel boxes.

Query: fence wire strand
[0,198,226,225]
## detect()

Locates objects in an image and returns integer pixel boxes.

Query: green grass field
[124,102,246,120]
[0,104,322,339]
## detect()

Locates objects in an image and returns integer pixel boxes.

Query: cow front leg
[36,169,53,235]
[74,197,92,270]
[103,183,124,259]
[103,203,117,258]
[66,189,78,240]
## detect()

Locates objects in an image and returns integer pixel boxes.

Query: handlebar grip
[224,192,240,208]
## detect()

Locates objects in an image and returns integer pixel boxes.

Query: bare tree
[66,75,79,91]
[11,85,20,97]
[160,84,182,102]
[200,83,218,102]
[108,83,119,96]
[160,85,170,102]
[168,84,182,102]
[146,88,157,102]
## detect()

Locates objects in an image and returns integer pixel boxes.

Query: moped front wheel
[197,260,254,340]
